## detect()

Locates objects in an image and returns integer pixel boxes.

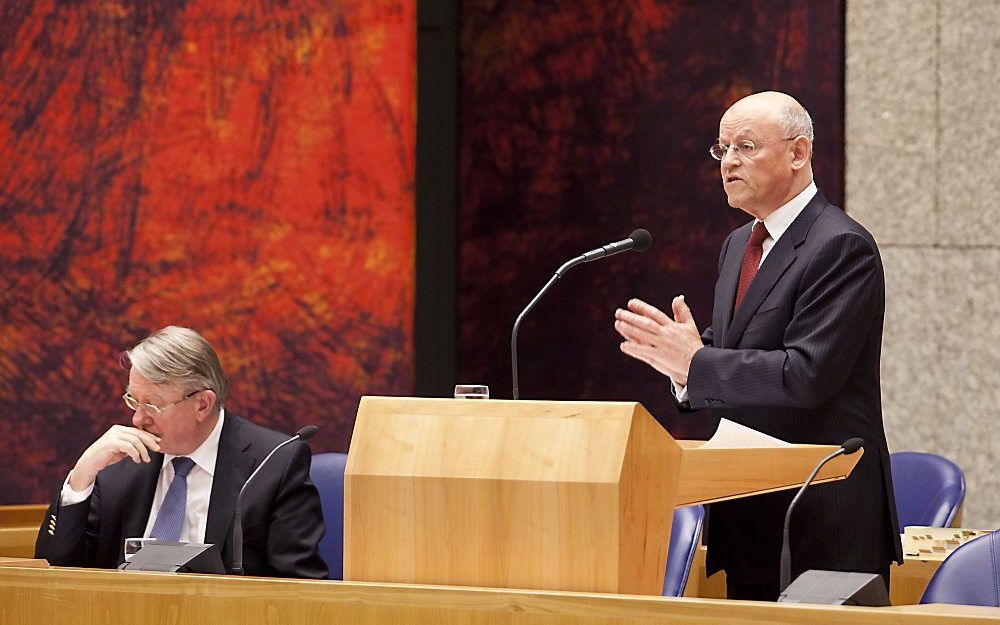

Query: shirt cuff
[671,378,690,403]
[60,471,94,506]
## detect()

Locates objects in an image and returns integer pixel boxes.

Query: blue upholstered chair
[921,530,1000,606]
[890,452,966,532]
[662,505,705,596]
[310,452,348,580]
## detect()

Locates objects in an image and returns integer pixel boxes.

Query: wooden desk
[0,504,45,559]
[1,504,943,605]
[684,546,942,605]
[0,564,996,625]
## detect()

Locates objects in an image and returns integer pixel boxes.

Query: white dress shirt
[672,182,818,401]
[61,410,226,544]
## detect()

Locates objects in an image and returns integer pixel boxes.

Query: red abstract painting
[0,0,415,503]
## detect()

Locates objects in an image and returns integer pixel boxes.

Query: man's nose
[721,144,742,166]
[132,410,152,428]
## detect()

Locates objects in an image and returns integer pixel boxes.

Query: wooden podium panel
[345,397,681,595]
[674,442,862,506]
[345,397,862,596]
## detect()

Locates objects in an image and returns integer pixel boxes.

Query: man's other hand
[614,296,703,386]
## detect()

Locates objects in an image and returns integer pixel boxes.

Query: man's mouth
[724,174,743,184]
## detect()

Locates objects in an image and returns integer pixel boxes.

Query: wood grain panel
[0,566,996,625]
[675,443,862,506]
[0,505,46,528]
[0,505,44,558]
[345,397,680,595]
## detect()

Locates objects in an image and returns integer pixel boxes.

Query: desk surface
[1,564,997,625]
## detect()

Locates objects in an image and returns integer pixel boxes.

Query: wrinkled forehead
[718,104,782,141]
[127,368,172,400]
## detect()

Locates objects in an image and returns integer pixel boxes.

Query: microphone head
[628,228,652,252]
[842,437,864,455]
[296,425,319,441]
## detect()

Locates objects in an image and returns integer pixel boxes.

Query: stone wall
[846,0,1000,528]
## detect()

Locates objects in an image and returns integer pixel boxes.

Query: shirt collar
[163,408,225,477]
[759,181,817,242]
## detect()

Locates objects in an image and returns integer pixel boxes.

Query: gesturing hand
[68,425,161,492]
[614,296,704,386]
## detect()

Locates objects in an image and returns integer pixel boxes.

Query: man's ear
[194,390,218,422]
[790,136,811,170]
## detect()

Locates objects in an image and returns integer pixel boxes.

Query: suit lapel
[205,415,255,548]
[120,454,163,540]
[722,191,829,348]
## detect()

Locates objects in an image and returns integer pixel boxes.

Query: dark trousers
[726,567,891,602]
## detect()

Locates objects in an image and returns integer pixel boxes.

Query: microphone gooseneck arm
[231,432,306,575]
[779,438,863,592]
[511,257,582,400]
[511,229,651,400]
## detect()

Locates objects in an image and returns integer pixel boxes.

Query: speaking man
[614,91,902,600]
[35,326,329,578]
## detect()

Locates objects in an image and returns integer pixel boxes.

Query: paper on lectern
[700,418,792,449]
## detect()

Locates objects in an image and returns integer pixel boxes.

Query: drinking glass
[123,537,157,562]
[454,384,489,399]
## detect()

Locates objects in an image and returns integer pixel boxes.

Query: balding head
[716,91,815,219]
[726,91,814,146]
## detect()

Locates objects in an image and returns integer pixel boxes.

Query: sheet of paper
[700,418,793,449]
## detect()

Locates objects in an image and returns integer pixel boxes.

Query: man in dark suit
[34,326,328,579]
[614,91,902,600]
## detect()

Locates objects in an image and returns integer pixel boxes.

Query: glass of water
[123,537,157,562]
[454,384,489,399]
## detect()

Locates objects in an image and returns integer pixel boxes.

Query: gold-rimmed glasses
[123,389,202,415]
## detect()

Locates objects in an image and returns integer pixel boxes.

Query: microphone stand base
[778,569,889,606]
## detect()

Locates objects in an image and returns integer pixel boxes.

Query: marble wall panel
[879,247,945,450]
[938,0,1000,246]
[937,249,1000,526]
[845,0,937,245]
[847,0,999,528]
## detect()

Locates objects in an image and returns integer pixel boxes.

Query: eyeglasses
[123,389,202,415]
[709,137,798,161]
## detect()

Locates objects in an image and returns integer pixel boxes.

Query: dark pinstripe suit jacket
[684,190,903,581]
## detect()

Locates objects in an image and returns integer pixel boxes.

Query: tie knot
[748,221,769,247]
[172,457,195,478]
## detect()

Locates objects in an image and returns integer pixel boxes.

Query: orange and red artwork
[0,0,415,503]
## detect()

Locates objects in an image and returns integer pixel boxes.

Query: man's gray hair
[125,326,229,411]
[778,104,814,145]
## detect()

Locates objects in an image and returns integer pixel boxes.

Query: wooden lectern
[344,397,861,595]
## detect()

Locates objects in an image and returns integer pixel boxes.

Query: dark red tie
[734,221,769,312]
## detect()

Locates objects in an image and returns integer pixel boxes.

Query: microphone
[511,229,652,400]
[580,228,652,261]
[231,425,318,575]
[779,438,864,591]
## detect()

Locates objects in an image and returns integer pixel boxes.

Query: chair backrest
[662,505,705,597]
[310,452,348,580]
[890,451,965,532]
[921,530,1000,606]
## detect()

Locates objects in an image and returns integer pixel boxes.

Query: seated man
[34,326,329,579]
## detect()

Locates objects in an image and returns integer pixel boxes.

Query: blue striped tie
[149,457,196,542]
